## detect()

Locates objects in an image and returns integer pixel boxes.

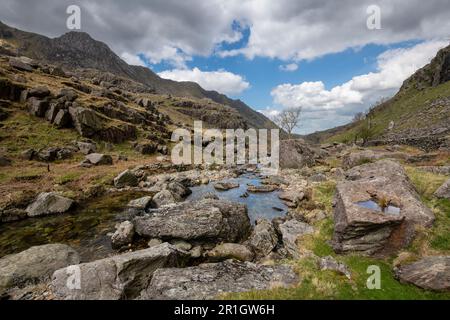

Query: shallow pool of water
[356,200,400,215]
[0,192,148,262]
[187,173,288,224]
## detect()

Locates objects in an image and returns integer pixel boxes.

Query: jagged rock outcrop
[142,260,299,300]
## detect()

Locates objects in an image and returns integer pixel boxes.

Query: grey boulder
[26,192,74,217]
[279,220,314,259]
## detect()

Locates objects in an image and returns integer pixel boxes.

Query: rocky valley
[0,21,449,301]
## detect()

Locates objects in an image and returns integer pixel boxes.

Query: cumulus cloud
[271,40,448,134]
[1,0,450,65]
[279,63,298,72]
[120,52,146,67]
[158,67,250,96]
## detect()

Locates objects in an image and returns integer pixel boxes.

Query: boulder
[127,196,153,210]
[394,256,450,292]
[133,199,251,243]
[28,86,51,98]
[69,107,103,138]
[279,139,317,169]
[278,191,304,208]
[207,243,254,262]
[57,88,78,102]
[152,189,176,208]
[9,57,33,72]
[247,185,278,193]
[279,220,314,258]
[342,150,408,169]
[26,192,74,217]
[434,179,450,199]
[0,156,12,167]
[142,260,299,300]
[332,160,435,256]
[51,243,188,300]
[113,169,138,188]
[214,181,239,191]
[27,97,49,117]
[76,141,97,155]
[111,221,135,248]
[135,143,157,155]
[0,244,80,294]
[319,256,351,279]
[247,219,279,259]
[85,153,113,166]
[53,109,72,128]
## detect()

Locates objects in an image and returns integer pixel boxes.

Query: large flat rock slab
[142,260,299,300]
[133,199,251,243]
[394,256,450,292]
[332,160,434,256]
[0,244,80,294]
[51,243,188,300]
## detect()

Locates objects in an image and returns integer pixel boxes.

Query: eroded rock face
[247,219,279,259]
[133,199,251,243]
[279,139,317,169]
[142,260,299,300]
[279,220,314,258]
[435,178,450,199]
[332,160,435,256]
[51,243,188,300]
[394,256,450,292]
[26,192,74,217]
[0,244,80,294]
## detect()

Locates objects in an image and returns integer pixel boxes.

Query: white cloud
[158,67,250,96]
[271,40,448,134]
[120,52,146,67]
[279,63,298,72]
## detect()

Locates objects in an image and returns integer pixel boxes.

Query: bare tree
[352,112,365,122]
[274,107,302,139]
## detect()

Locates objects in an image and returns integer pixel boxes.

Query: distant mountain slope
[0,21,276,129]
[305,43,450,144]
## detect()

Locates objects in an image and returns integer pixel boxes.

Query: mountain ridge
[0,21,276,130]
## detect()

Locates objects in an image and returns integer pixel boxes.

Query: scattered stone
[247,185,278,193]
[394,256,450,292]
[28,86,51,98]
[53,110,72,128]
[113,169,138,188]
[247,219,278,259]
[171,240,192,251]
[85,153,113,166]
[26,192,74,217]
[0,156,12,167]
[76,141,97,155]
[111,221,135,248]
[127,196,153,210]
[319,256,351,279]
[207,243,254,262]
[148,239,163,248]
[279,220,314,259]
[135,143,157,155]
[142,260,299,300]
[0,244,80,294]
[279,191,304,208]
[434,179,450,199]
[57,89,78,102]
[21,149,36,160]
[189,246,203,258]
[28,97,49,117]
[133,199,251,243]
[309,173,327,182]
[9,57,33,72]
[214,181,239,191]
[51,243,188,300]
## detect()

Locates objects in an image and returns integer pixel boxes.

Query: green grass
[326,81,450,143]
[55,172,82,185]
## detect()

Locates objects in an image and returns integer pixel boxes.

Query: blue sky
[2,0,449,133]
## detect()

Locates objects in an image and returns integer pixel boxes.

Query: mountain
[0,21,276,130]
[305,43,450,146]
